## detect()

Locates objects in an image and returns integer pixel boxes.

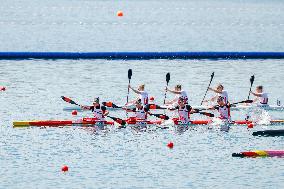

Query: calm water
[1,0,284,189]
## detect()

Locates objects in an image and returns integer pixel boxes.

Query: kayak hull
[13,118,284,128]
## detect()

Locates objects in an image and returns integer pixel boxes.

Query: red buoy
[117,11,123,17]
[72,110,77,116]
[61,165,69,172]
[0,86,6,91]
[150,96,155,101]
[247,123,254,128]
[167,142,174,149]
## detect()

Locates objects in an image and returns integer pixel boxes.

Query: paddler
[171,97,195,125]
[165,84,188,106]
[250,85,269,106]
[128,84,149,106]
[124,99,150,123]
[210,96,231,122]
[80,97,109,121]
[203,84,228,104]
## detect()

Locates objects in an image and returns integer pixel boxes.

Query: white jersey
[257,92,268,105]
[217,105,231,121]
[174,90,188,104]
[218,90,228,104]
[91,106,106,121]
[177,105,191,124]
[139,91,149,106]
[135,107,147,120]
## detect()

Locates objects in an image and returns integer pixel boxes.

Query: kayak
[172,118,284,125]
[63,104,284,112]
[13,118,162,128]
[252,129,284,137]
[13,118,284,128]
[232,150,284,158]
[173,104,284,111]
[13,118,115,128]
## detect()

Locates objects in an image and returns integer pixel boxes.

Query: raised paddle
[247,75,255,100]
[126,69,132,104]
[61,96,126,126]
[201,72,215,105]
[163,72,170,105]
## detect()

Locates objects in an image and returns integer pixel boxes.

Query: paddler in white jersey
[128,84,149,106]
[203,84,229,104]
[80,97,109,121]
[171,97,195,125]
[210,96,231,122]
[124,99,150,122]
[250,85,269,106]
[165,84,188,106]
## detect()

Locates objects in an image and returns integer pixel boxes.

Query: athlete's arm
[250,91,262,97]
[129,85,142,94]
[208,87,222,94]
[166,88,181,95]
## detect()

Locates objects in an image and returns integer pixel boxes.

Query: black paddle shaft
[126,69,132,103]
[200,72,215,105]
[247,75,255,100]
[163,73,170,104]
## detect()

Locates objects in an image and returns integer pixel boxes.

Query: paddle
[61,96,79,106]
[102,102,123,108]
[163,73,170,105]
[149,113,170,120]
[126,69,132,104]
[196,99,253,112]
[61,96,126,126]
[201,72,215,105]
[247,75,255,100]
[198,112,215,117]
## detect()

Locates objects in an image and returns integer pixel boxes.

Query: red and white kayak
[13,118,162,128]
[13,117,284,128]
[172,118,284,125]
[13,118,115,128]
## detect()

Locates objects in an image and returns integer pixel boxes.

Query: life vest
[177,105,191,124]
[91,105,106,121]
[139,91,149,105]
[217,105,231,121]
[258,93,268,105]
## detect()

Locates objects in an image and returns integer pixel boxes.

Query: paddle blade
[166,72,170,83]
[128,69,132,80]
[211,72,215,79]
[61,96,78,105]
[108,116,126,126]
[250,75,255,84]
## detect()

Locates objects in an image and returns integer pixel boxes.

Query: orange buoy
[167,142,174,149]
[117,11,123,17]
[72,110,77,116]
[61,165,69,172]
